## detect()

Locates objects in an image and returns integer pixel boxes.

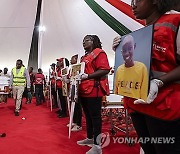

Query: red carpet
[0,98,140,154]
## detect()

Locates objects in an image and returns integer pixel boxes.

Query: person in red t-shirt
[77,35,110,154]
[34,68,46,106]
[112,0,180,153]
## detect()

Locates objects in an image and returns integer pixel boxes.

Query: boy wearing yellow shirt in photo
[114,34,148,101]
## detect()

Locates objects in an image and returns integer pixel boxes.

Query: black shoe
[55,110,61,114]
[15,111,19,116]
[52,105,58,109]
[36,100,41,106]
[58,114,67,118]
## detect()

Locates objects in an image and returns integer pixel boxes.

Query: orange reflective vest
[79,48,110,96]
[126,13,180,120]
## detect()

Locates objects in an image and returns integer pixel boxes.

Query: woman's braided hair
[84,35,102,50]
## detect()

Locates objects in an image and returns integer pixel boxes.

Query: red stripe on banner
[106,0,145,25]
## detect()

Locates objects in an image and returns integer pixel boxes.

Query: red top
[81,52,110,97]
[125,14,180,120]
[50,71,56,85]
[29,72,35,85]
[34,73,45,85]
[56,68,62,88]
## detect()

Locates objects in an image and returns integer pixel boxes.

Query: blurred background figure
[0,68,10,103]
[50,63,58,109]
[56,58,69,118]
[69,54,82,132]
[34,68,46,106]
[3,68,10,77]
[0,69,2,76]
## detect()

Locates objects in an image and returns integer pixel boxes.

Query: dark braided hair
[84,35,102,50]
[91,35,102,49]
[154,0,175,14]
[171,0,180,11]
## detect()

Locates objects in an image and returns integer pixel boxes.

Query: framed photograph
[60,67,69,96]
[69,62,85,77]
[114,25,153,101]
[61,67,69,76]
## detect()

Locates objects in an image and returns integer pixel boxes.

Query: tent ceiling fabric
[0,0,38,69]
[0,0,142,73]
[41,0,118,72]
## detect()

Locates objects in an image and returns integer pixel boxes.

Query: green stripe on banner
[84,0,131,35]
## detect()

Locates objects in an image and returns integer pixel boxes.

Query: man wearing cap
[56,58,69,118]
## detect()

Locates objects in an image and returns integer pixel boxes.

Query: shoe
[14,111,19,116]
[55,110,62,114]
[58,114,67,118]
[52,106,58,109]
[71,125,82,132]
[86,145,102,154]
[67,123,76,127]
[77,138,94,147]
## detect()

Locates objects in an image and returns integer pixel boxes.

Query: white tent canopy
[0,0,142,73]
[0,0,37,70]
